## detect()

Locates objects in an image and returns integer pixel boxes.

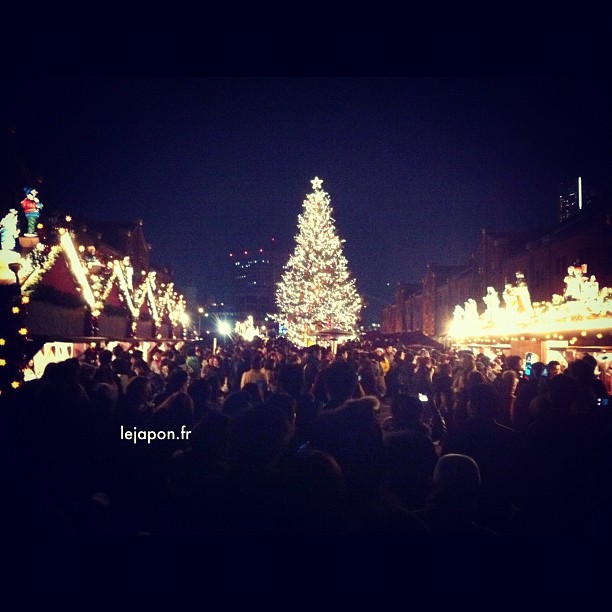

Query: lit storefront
[448,265,612,368]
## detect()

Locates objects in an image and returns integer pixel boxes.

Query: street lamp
[197,307,204,337]
[215,319,232,353]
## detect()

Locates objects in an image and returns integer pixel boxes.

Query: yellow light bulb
[12,307,19,314]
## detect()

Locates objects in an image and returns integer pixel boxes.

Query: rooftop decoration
[1,192,190,342]
[449,264,612,343]
[20,186,43,237]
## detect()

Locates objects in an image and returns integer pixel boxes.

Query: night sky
[2,77,611,323]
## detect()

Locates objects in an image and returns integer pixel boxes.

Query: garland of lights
[20,244,62,295]
[9,210,190,341]
[0,200,194,392]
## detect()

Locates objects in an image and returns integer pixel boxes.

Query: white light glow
[114,260,137,315]
[60,232,96,308]
[217,320,232,336]
[449,265,612,342]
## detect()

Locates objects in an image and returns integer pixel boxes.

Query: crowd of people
[2,335,611,535]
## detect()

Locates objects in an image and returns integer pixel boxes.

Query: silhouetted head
[277,363,304,397]
[466,370,487,387]
[434,453,481,495]
[230,404,292,472]
[98,349,113,366]
[166,368,189,394]
[390,393,423,423]
[547,373,578,416]
[154,390,195,430]
[506,355,524,372]
[221,390,253,418]
[323,360,358,402]
[581,354,598,374]
[530,361,545,379]
[467,383,499,420]
[265,392,297,424]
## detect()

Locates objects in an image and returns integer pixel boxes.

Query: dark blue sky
[2,77,611,322]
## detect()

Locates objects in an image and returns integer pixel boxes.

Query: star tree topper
[311,176,323,191]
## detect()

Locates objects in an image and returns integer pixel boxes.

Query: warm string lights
[234,315,267,342]
[20,244,62,295]
[275,177,362,346]
[5,218,191,352]
[0,288,29,395]
[449,267,612,345]
[1,207,177,391]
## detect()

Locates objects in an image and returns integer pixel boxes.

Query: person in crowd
[319,359,362,411]
[384,349,404,399]
[373,348,389,397]
[222,403,293,534]
[115,375,154,429]
[442,383,518,534]
[380,394,439,511]
[240,352,268,397]
[433,361,454,427]
[277,363,322,450]
[452,352,478,398]
[112,356,135,393]
[452,370,487,432]
[302,346,322,395]
[312,396,384,507]
[357,353,379,398]
[263,356,279,394]
[92,349,121,391]
[230,348,251,393]
[495,369,518,428]
[153,368,189,407]
[513,373,593,534]
[185,346,202,380]
[276,449,347,535]
[160,410,233,534]
[414,454,497,535]
[414,355,446,442]
[221,389,254,418]
[201,354,223,404]
[512,361,545,432]
[187,377,214,424]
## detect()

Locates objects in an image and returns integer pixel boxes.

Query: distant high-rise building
[229,238,285,323]
[558,177,590,223]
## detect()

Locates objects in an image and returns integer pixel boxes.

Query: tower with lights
[558,177,591,223]
[229,238,284,325]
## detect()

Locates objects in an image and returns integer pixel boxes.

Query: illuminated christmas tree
[276,177,362,346]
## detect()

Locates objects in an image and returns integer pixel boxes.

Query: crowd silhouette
[2,336,611,535]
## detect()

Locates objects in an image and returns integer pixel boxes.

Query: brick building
[381,193,612,345]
